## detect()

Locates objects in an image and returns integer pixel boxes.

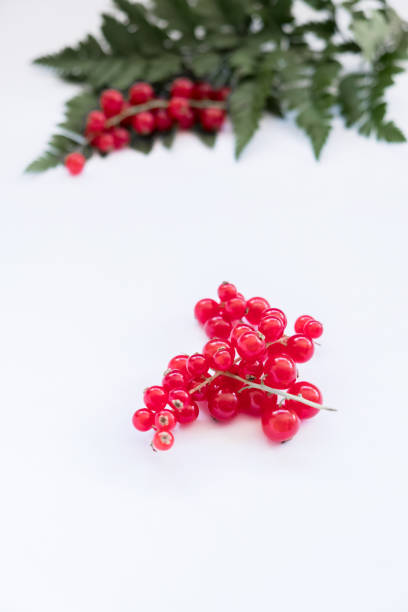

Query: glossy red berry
[193,81,213,99]
[258,316,284,342]
[170,78,194,98]
[129,82,154,105]
[155,107,173,131]
[264,355,297,389]
[100,89,124,118]
[64,152,86,176]
[153,430,174,451]
[245,297,270,325]
[132,408,154,431]
[261,308,287,328]
[204,316,231,340]
[208,389,239,421]
[168,388,190,409]
[162,370,186,392]
[237,359,263,380]
[211,87,231,101]
[203,339,232,360]
[266,341,290,359]
[194,298,220,325]
[168,97,191,120]
[86,110,106,133]
[286,381,322,419]
[168,354,189,376]
[132,111,155,134]
[200,107,226,131]
[178,108,195,129]
[112,127,130,150]
[262,408,300,442]
[304,319,323,339]
[239,388,266,417]
[223,297,247,321]
[174,400,199,424]
[217,282,237,302]
[155,409,177,431]
[94,132,114,153]
[294,315,313,334]
[230,323,253,346]
[187,353,209,377]
[236,331,266,362]
[143,386,168,411]
[211,348,233,371]
[286,334,314,363]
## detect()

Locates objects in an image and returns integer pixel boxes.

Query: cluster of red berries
[132,282,327,452]
[64,78,229,175]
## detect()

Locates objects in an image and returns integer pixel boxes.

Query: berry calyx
[286,334,314,363]
[262,408,300,443]
[143,386,168,411]
[132,408,154,431]
[285,381,322,419]
[64,152,86,176]
[129,82,154,105]
[153,430,174,451]
[155,409,177,431]
[132,111,155,134]
[100,89,124,118]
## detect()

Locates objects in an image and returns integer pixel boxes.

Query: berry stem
[188,372,221,394]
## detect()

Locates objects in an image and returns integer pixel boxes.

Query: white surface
[1,1,408,611]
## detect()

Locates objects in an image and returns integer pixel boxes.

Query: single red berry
[264,355,297,389]
[204,316,231,340]
[262,408,300,443]
[245,297,270,325]
[155,107,173,131]
[154,409,177,431]
[286,381,322,419]
[237,359,263,380]
[86,110,106,133]
[200,107,226,131]
[112,127,130,150]
[304,319,323,339]
[132,408,154,431]
[208,389,239,421]
[153,430,174,451]
[168,97,191,120]
[194,298,220,324]
[193,81,213,99]
[223,297,247,322]
[211,87,231,101]
[178,108,195,129]
[258,316,285,342]
[203,339,232,360]
[266,341,290,359]
[236,331,266,362]
[64,152,86,176]
[261,308,287,328]
[129,82,154,105]
[132,111,155,134]
[239,388,266,417]
[217,282,237,302]
[188,374,211,401]
[187,353,209,378]
[211,348,233,371]
[168,388,190,409]
[286,334,314,363]
[143,386,168,411]
[294,315,313,334]
[162,369,186,392]
[168,354,189,376]
[173,400,199,424]
[94,132,115,153]
[100,89,124,118]
[170,78,194,98]
[230,323,253,346]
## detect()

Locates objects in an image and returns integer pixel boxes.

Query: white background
[1,1,408,610]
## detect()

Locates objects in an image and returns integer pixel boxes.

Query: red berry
[200,107,226,131]
[246,297,270,325]
[236,331,266,362]
[193,81,213,99]
[194,298,220,324]
[64,152,86,176]
[153,430,174,451]
[132,408,154,431]
[294,315,313,334]
[132,111,155,134]
[94,132,114,153]
[170,78,194,98]
[174,400,199,424]
[211,348,233,371]
[266,341,290,359]
[155,107,173,131]
[204,316,231,340]
[155,409,177,431]
[143,386,167,411]
[129,82,154,105]
[211,87,231,101]
[178,108,195,129]
[112,127,130,150]
[188,374,211,401]
[168,97,191,120]
[187,353,209,377]
[286,334,314,363]
[86,110,106,133]
[237,359,263,380]
[262,408,300,443]
[203,339,232,360]
[217,282,237,302]
[223,297,247,321]
[304,319,323,339]
[286,381,322,419]
[264,355,297,389]
[230,323,253,346]
[168,388,190,409]
[258,316,285,342]
[168,354,189,376]
[261,308,287,328]
[120,101,133,126]
[239,388,266,417]
[162,370,186,392]
[100,89,124,118]
[208,389,239,421]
